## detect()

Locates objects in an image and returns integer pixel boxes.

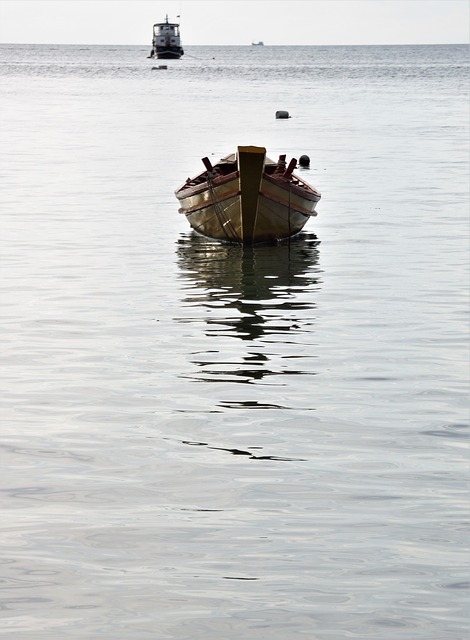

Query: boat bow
[237,146,266,243]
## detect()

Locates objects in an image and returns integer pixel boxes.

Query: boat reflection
[176,231,321,342]
[175,232,321,389]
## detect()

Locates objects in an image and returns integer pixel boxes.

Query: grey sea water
[0,43,469,639]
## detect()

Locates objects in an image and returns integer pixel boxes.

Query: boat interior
[179,154,318,195]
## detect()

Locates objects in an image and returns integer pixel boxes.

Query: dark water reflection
[181,439,307,461]
[176,231,321,339]
[175,232,322,391]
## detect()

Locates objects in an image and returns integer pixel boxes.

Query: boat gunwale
[262,171,321,203]
[175,170,238,199]
[175,167,321,203]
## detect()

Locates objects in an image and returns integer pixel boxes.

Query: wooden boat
[175,146,321,245]
[149,15,184,60]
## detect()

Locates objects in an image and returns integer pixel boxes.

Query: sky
[0,0,468,46]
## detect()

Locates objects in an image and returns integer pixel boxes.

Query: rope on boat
[182,52,206,60]
[207,176,240,242]
[287,181,292,249]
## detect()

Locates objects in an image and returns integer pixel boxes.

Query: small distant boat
[149,15,184,59]
[175,146,321,245]
[252,41,264,46]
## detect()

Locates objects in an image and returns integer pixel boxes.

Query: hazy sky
[0,0,468,46]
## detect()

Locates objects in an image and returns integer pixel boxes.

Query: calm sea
[1,43,468,639]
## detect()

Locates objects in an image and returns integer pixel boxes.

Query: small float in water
[149,15,184,59]
[175,146,321,245]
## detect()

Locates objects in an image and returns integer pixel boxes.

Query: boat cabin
[153,17,181,47]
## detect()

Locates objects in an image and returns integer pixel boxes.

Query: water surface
[1,43,468,639]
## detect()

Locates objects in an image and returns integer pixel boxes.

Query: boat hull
[175,147,321,245]
[155,47,184,59]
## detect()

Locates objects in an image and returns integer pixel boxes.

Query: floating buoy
[275,110,290,119]
[299,154,310,167]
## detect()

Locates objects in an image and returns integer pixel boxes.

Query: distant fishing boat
[149,15,184,59]
[252,41,264,46]
[175,146,321,245]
